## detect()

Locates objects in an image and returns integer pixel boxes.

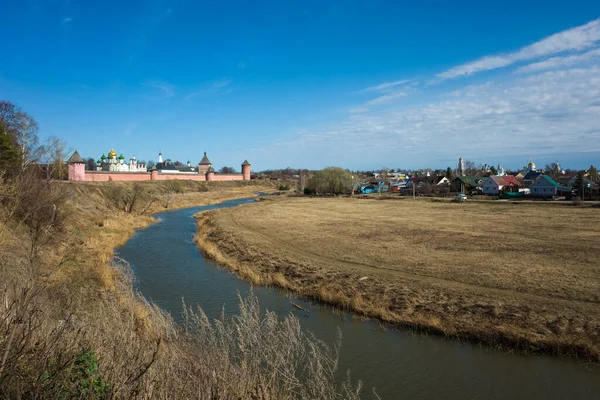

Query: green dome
[101,154,106,159]
[118,153,125,160]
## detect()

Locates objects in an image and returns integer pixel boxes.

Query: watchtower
[198,152,212,175]
[68,151,86,181]
[241,160,251,180]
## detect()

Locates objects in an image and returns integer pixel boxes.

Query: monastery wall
[151,174,207,181]
[210,174,244,181]
[84,172,151,182]
[68,151,251,182]
[82,171,245,182]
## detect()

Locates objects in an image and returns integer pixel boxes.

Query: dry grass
[2,180,365,399]
[196,196,600,360]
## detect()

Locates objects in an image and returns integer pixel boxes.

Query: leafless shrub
[163,181,183,209]
[105,183,159,215]
[175,292,361,399]
[1,248,362,399]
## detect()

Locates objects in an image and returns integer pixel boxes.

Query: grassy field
[196,196,600,360]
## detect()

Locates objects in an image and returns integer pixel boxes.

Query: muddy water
[117,198,599,399]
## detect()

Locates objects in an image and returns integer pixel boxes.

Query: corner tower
[241,160,251,181]
[198,152,212,175]
[68,150,86,181]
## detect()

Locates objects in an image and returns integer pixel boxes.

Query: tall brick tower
[67,150,86,181]
[198,152,212,175]
[241,160,251,181]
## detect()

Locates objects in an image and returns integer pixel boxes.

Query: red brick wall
[82,172,246,182]
[211,174,244,181]
[85,172,150,182]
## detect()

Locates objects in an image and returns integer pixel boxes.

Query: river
[116,197,600,399]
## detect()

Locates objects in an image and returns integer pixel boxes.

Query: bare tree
[299,169,310,194]
[86,158,96,171]
[0,101,42,172]
[39,136,70,180]
[219,166,237,174]
[163,181,183,209]
[463,160,478,176]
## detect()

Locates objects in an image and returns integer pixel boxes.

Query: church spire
[457,156,465,176]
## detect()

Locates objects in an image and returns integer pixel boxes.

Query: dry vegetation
[1,178,363,399]
[196,196,600,360]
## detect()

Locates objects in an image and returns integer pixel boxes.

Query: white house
[482,176,522,195]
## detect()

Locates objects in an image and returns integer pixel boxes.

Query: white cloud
[212,78,231,89]
[349,107,370,114]
[262,66,600,168]
[252,20,600,169]
[361,79,412,92]
[366,91,410,105]
[62,16,72,23]
[516,47,600,73]
[436,18,600,80]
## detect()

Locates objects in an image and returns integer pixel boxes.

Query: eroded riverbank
[194,196,600,361]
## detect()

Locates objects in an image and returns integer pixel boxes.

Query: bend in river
[117,197,600,400]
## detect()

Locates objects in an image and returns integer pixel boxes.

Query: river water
[117,197,599,399]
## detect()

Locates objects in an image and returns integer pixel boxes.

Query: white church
[95,149,147,173]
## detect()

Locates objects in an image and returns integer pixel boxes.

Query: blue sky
[1,1,600,171]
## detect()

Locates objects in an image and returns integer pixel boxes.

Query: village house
[482,175,522,195]
[508,171,524,180]
[530,175,571,198]
[450,176,484,193]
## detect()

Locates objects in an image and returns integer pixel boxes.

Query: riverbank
[194,196,600,361]
[5,179,358,398]
[63,180,277,291]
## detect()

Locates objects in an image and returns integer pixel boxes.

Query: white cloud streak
[262,66,600,168]
[366,91,410,105]
[361,79,412,92]
[516,47,600,73]
[254,19,600,169]
[437,18,600,80]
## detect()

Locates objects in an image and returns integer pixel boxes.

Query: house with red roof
[482,175,522,195]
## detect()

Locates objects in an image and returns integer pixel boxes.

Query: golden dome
[108,149,117,158]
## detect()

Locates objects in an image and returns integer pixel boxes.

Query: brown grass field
[196,196,600,360]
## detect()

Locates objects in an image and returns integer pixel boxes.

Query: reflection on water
[117,198,600,399]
